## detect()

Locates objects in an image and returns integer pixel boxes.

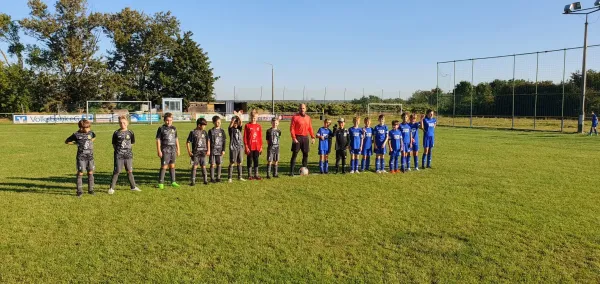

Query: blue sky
[3,0,600,100]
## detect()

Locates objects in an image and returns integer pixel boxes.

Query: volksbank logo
[14,115,27,123]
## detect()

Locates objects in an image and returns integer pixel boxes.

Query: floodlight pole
[265,62,274,114]
[564,5,600,133]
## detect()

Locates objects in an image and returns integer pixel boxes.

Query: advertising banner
[172,113,193,122]
[95,114,119,123]
[13,114,94,124]
[257,114,276,121]
[130,114,160,123]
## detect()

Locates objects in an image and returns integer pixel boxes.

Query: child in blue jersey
[387,120,402,173]
[399,113,412,172]
[409,114,421,170]
[360,117,373,172]
[422,109,437,168]
[316,119,333,174]
[374,114,389,173]
[348,116,363,174]
[590,111,598,136]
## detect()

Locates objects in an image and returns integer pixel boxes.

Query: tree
[20,0,105,109]
[0,13,25,66]
[148,31,219,107]
[103,8,180,103]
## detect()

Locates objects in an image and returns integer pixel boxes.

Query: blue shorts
[318,150,330,155]
[350,149,361,155]
[593,122,598,127]
[402,143,411,153]
[423,136,434,148]
[374,144,387,155]
[389,150,400,157]
[361,147,372,156]
[410,142,420,152]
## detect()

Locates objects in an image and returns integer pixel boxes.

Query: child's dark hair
[212,115,221,123]
[163,112,173,120]
[426,109,433,116]
[78,119,91,130]
[271,117,278,122]
[196,117,207,126]
[409,113,415,120]
[364,117,371,123]
[378,114,385,120]
[391,120,399,126]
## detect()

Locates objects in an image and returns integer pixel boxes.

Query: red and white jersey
[244,123,263,151]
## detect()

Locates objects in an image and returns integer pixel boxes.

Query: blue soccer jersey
[374,124,388,147]
[362,127,373,153]
[410,122,420,151]
[593,114,598,126]
[423,117,437,137]
[349,126,363,150]
[317,127,333,153]
[400,123,411,143]
[388,129,402,152]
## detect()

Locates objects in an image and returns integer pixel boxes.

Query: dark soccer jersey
[374,124,388,147]
[423,118,437,137]
[388,129,402,151]
[410,122,420,142]
[266,128,282,149]
[362,127,373,149]
[187,129,209,155]
[334,127,349,151]
[112,129,135,159]
[208,127,226,155]
[66,131,96,160]
[593,114,598,124]
[156,125,178,148]
[317,127,333,152]
[349,126,363,150]
[229,126,243,151]
[400,123,411,144]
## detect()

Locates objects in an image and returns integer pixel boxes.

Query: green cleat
[157,183,165,190]
[171,182,180,188]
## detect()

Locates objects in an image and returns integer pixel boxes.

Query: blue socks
[325,160,329,173]
[414,155,418,169]
[427,150,432,167]
[406,155,411,169]
[360,159,365,171]
[366,156,370,170]
[319,160,324,173]
[422,153,426,167]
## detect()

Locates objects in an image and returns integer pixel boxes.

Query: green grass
[0,121,599,282]
[437,116,581,132]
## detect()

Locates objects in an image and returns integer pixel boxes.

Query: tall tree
[20,0,105,109]
[103,8,180,103]
[0,13,25,66]
[149,31,219,106]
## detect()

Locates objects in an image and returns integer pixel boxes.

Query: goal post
[367,103,403,118]
[86,100,155,125]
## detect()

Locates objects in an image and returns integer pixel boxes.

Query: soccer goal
[86,100,156,124]
[367,103,403,119]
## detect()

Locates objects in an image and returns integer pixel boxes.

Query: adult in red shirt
[244,110,263,180]
[289,103,315,176]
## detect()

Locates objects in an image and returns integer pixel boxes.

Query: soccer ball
[299,167,309,176]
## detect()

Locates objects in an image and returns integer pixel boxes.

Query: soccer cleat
[203,181,208,185]
[216,179,221,183]
[274,174,280,178]
[76,192,83,198]
[108,188,115,195]
[406,168,411,172]
[171,182,180,188]
[254,176,262,181]
[239,178,247,181]
[157,183,165,189]
[376,170,381,174]
[355,171,360,174]
[248,177,255,181]
[349,171,355,174]
[131,187,141,192]
[190,181,196,186]
[88,191,95,195]
[427,166,432,169]
[228,178,233,183]
[381,170,388,174]
[415,167,420,171]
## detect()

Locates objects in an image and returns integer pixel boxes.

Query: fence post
[512,55,516,129]
[470,59,474,128]
[534,52,539,130]
[561,49,566,132]
[453,60,456,126]
[436,62,439,114]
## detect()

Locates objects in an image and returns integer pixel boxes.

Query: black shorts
[209,154,223,165]
[291,135,310,153]
[114,156,133,173]
[229,149,244,164]
[191,154,207,167]
[77,158,95,173]
[267,147,280,162]
[336,149,347,159]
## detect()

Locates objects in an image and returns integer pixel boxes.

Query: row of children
[315,110,437,174]
[65,109,437,197]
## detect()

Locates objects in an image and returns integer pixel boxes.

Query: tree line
[0,0,218,113]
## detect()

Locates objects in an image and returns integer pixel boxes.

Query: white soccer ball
[299,167,309,176]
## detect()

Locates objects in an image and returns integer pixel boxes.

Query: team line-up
[65,104,438,197]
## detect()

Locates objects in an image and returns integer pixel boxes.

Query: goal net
[367,103,403,120]
[86,100,156,124]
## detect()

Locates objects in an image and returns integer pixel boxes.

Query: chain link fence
[437,45,600,132]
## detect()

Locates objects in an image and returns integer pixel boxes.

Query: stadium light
[264,62,274,114]
[563,1,600,133]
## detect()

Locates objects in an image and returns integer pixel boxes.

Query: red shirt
[290,113,315,140]
[244,123,263,151]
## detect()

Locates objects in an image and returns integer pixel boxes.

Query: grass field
[0,121,599,282]
[436,116,581,132]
